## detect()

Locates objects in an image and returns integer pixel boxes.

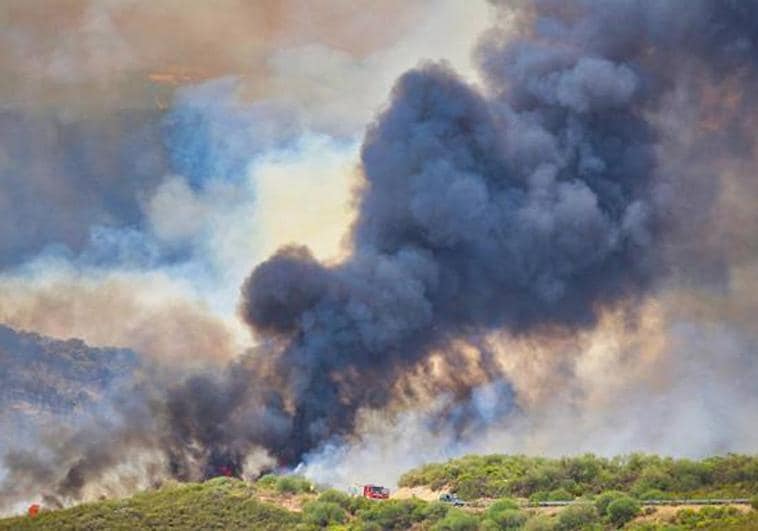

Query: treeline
[3,473,758,530]
[399,453,758,500]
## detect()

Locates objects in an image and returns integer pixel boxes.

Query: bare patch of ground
[391,486,440,502]
[256,492,316,512]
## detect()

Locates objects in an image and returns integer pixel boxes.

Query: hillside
[0,478,300,531]
[399,454,758,501]
[1,456,757,530]
[0,324,138,447]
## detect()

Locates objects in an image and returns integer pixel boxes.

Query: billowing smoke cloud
[0,0,454,267]
[302,297,758,489]
[2,0,757,513]
[0,110,169,267]
[0,0,427,110]
[236,0,758,464]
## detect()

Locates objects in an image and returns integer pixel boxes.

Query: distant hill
[0,324,138,445]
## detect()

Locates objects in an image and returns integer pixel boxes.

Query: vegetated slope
[0,324,138,444]
[1,471,758,530]
[399,454,758,501]
[0,478,300,531]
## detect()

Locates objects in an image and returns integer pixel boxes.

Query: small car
[439,492,465,506]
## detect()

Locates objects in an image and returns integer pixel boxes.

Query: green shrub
[488,479,513,498]
[431,477,448,491]
[275,475,313,494]
[347,494,372,514]
[606,496,640,528]
[485,497,520,518]
[594,490,627,516]
[674,506,741,527]
[417,501,450,523]
[555,503,598,530]
[672,508,700,527]
[455,477,488,500]
[358,499,424,530]
[517,464,564,496]
[317,488,351,508]
[637,488,670,501]
[490,509,528,530]
[302,500,346,526]
[432,509,480,531]
[547,488,574,501]
[524,514,557,531]
[530,488,575,503]
[256,474,278,489]
[751,494,758,511]
[631,466,672,496]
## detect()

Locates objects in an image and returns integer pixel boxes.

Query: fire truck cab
[362,484,390,499]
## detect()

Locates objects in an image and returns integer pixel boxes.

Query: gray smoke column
[239,0,758,464]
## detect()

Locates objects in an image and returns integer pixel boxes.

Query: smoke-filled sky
[1,0,757,512]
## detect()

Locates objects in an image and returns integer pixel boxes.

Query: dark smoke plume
[237,0,758,463]
[2,0,757,510]
[0,110,168,267]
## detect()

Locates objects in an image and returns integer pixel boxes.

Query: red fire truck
[362,484,390,499]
